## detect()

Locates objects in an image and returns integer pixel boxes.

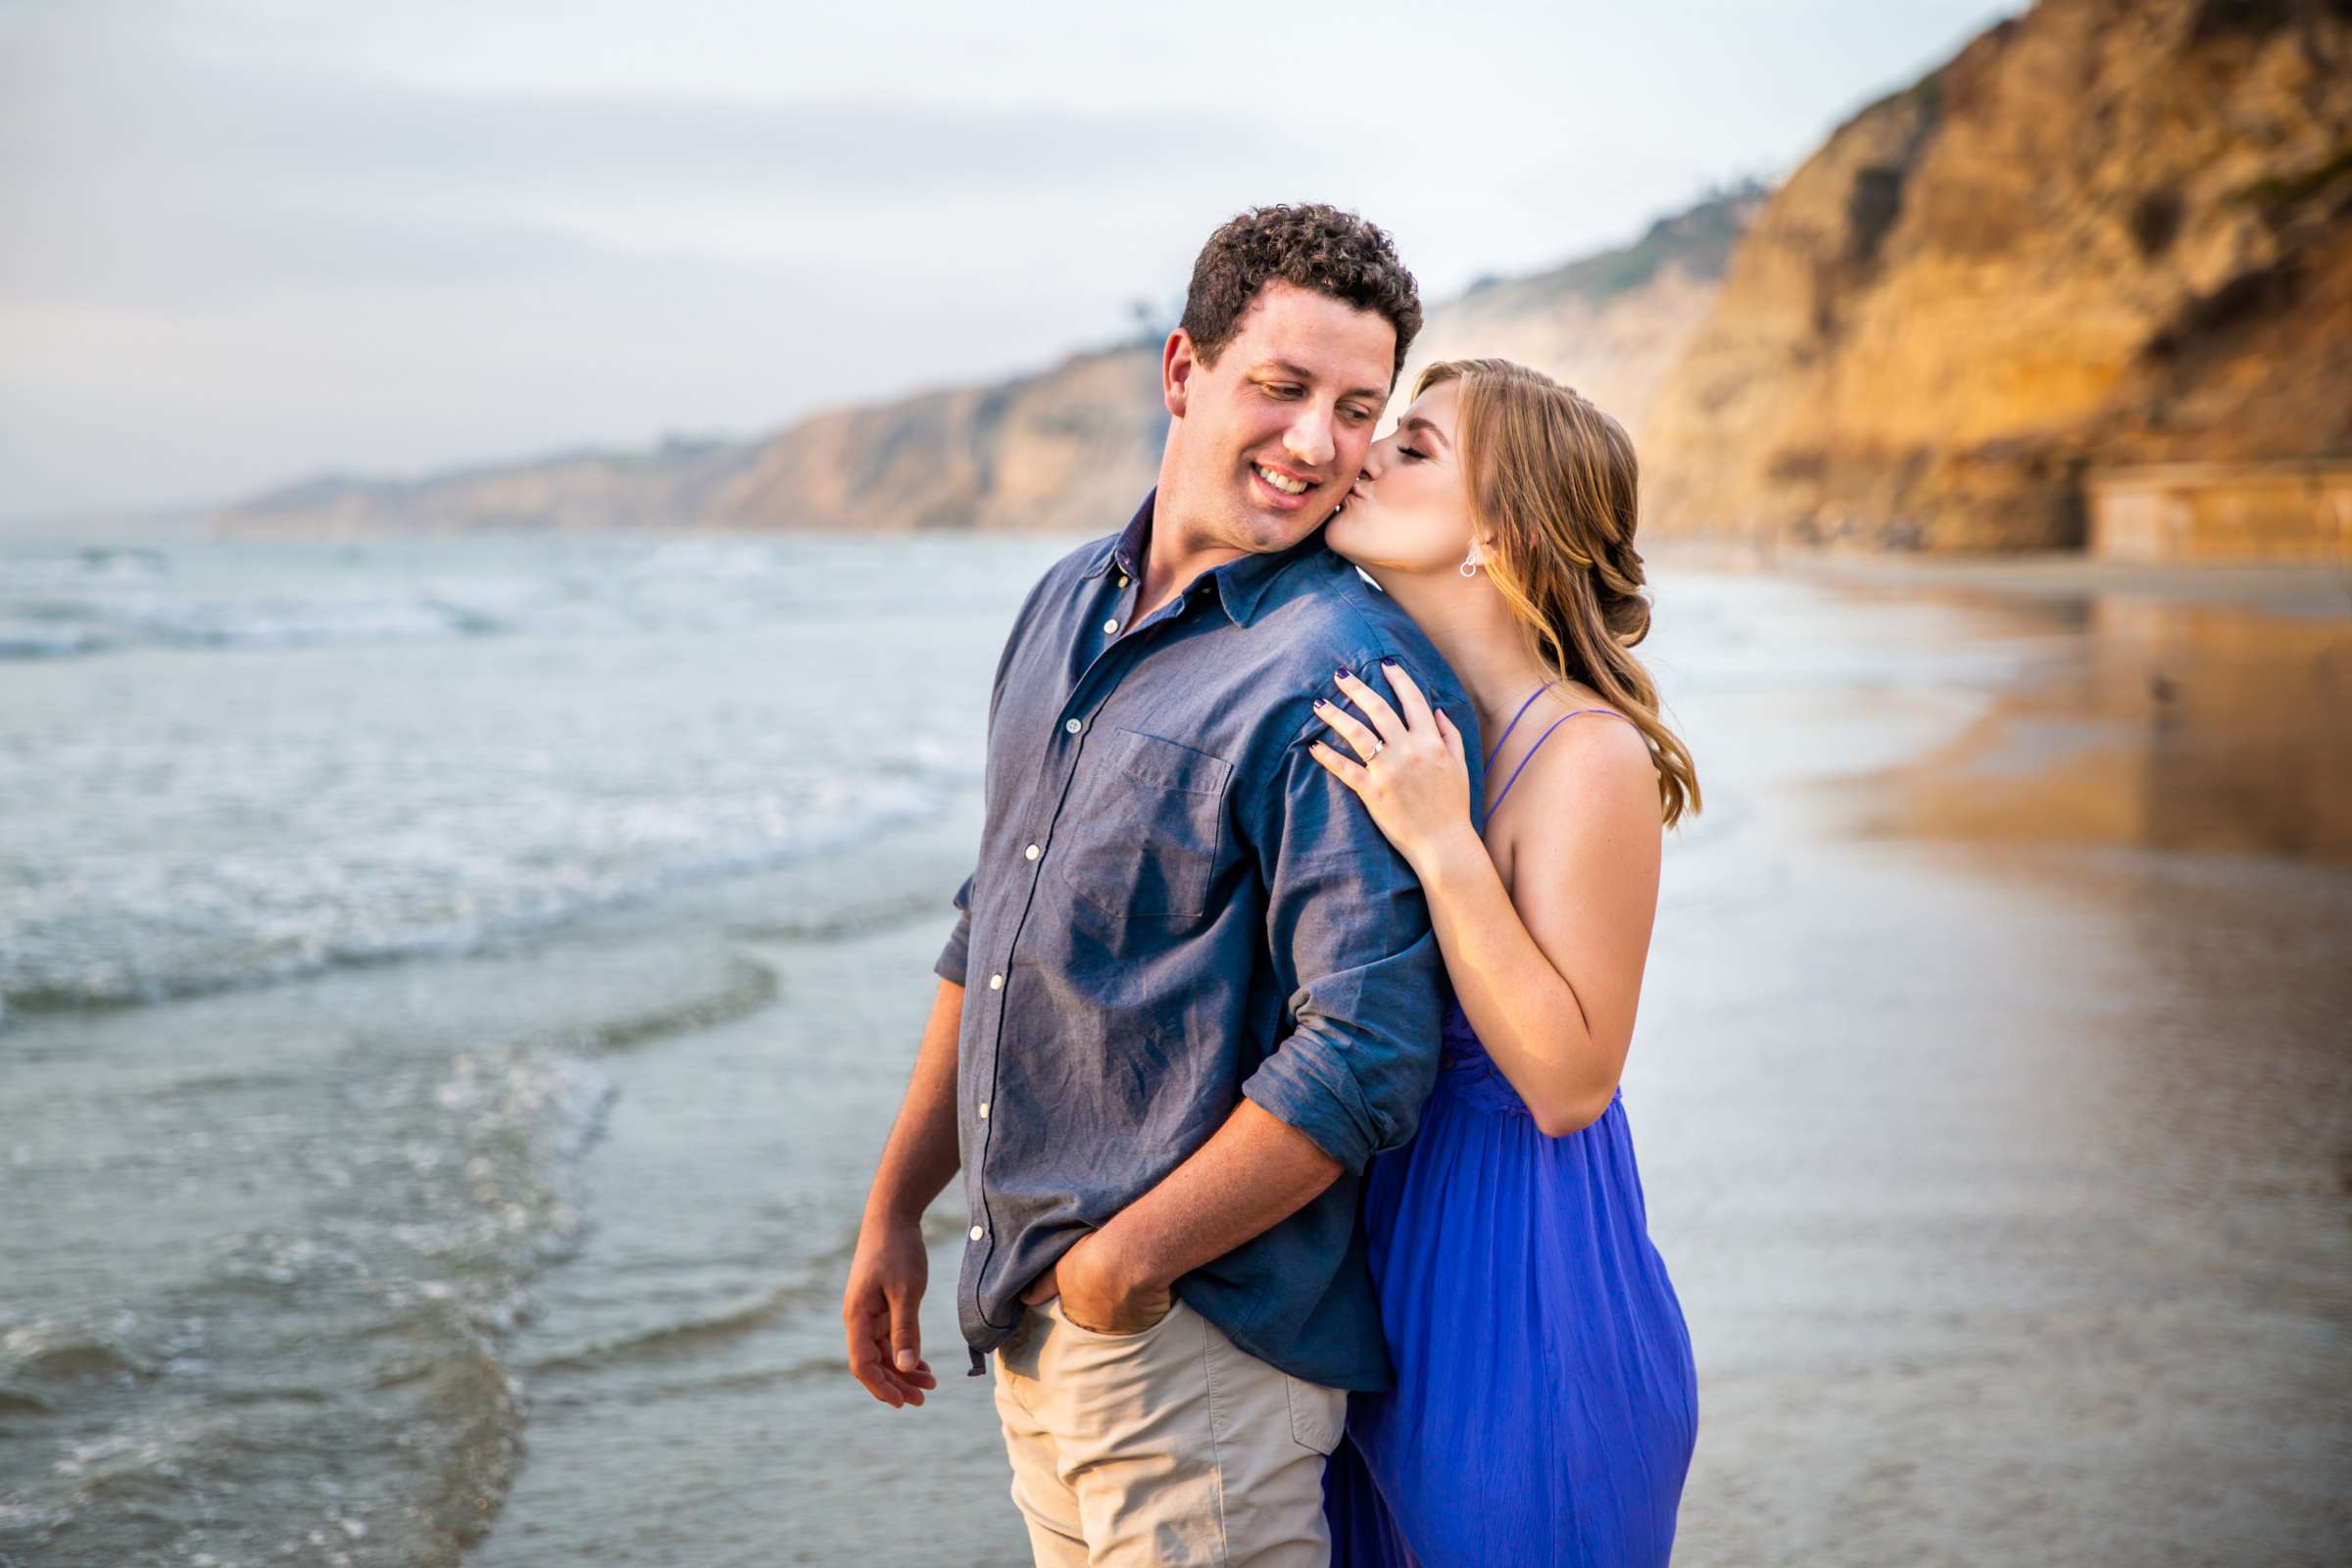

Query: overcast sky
[1,0,2011,518]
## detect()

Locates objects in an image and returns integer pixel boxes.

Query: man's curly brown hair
[1179,204,1423,387]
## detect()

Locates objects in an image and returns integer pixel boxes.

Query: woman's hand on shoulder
[1306,662,1480,876]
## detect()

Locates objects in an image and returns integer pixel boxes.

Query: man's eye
[1265,383,1302,399]
[1342,405,1372,423]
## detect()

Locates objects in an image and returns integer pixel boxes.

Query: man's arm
[842,974,962,1407]
[1025,1097,1338,1330]
[1034,658,1461,1332]
[846,561,1049,1374]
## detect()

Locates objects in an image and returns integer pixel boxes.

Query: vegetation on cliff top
[1459,180,1768,308]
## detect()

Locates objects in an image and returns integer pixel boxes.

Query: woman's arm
[1309,666,1661,1137]
[1414,721,1658,1135]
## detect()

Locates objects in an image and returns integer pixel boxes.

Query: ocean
[2,532,2344,1566]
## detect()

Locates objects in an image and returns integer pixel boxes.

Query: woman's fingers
[1434,707,1467,761]
[1333,670,1405,742]
[1312,698,1385,765]
[1307,740,1366,793]
[1381,661,1438,733]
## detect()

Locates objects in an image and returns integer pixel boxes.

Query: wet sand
[1641,554,2351,1565]
[1803,574,2350,866]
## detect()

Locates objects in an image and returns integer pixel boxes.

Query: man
[841,204,1482,1566]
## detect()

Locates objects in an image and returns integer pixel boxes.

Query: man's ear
[1162,329,1198,419]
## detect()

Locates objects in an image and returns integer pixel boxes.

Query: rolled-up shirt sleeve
[1239,660,1468,1173]
[933,869,976,986]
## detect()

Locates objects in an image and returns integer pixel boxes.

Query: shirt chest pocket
[1053,727,1234,922]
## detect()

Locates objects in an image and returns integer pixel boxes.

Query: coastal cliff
[215,436,760,536]
[1640,0,2352,550]
[704,346,1166,532]
[211,193,1753,537]
[213,0,2351,552]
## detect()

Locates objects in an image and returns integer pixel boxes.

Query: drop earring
[1459,550,1480,579]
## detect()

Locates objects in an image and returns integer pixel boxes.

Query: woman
[1307,358,1701,1566]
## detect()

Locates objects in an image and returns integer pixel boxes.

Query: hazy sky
[1,0,2011,518]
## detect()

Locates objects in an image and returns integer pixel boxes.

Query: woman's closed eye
[1396,444,1426,463]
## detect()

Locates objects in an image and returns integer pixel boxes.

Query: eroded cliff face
[1641,0,2352,550]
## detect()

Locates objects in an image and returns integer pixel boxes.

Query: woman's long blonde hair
[1418,357,1700,826]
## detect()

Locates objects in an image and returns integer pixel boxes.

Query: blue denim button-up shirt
[934,489,1480,1390]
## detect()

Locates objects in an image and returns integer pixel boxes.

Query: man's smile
[1250,460,1321,510]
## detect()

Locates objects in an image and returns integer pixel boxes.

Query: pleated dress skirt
[1323,1003,1698,1567]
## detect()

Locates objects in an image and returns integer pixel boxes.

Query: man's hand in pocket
[1021,1229,1173,1334]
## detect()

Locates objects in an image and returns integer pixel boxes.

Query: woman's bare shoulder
[1507,682,1648,782]
[1488,696,1658,878]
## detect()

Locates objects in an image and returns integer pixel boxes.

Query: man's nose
[1282,407,1336,471]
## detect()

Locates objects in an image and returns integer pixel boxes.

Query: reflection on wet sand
[1638,561,2350,1567]
[1830,590,2352,864]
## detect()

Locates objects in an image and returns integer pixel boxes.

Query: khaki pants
[991,1294,1348,1566]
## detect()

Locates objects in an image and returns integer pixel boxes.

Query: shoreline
[1644,539,2348,619]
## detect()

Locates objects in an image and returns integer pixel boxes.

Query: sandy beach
[2,536,2344,1566]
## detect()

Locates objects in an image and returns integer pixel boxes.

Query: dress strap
[1486,709,1638,820]
[1481,685,1552,775]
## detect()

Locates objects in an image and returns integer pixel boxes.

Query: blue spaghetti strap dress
[1323,688,1698,1568]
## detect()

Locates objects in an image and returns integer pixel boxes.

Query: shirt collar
[1084,487,1324,629]
[1083,491,1154,584]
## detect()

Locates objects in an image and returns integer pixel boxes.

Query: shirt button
[1024,843,1041,860]
[1064,717,1082,734]
[989,973,1004,991]
[1117,573,1130,587]
[978,1101,990,1118]
[1102,618,1119,635]
[969,1225,985,1241]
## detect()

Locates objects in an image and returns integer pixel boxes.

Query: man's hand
[842,1214,940,1408]
[1019,1228,1173,1335]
